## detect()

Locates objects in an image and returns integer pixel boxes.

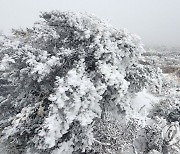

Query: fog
[0,0,180,47]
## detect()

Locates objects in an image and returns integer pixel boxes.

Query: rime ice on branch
[1,11,178,154]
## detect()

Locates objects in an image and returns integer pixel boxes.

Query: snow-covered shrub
[0,11,163,153]
[91,111,138,154]
[144,125,164,153]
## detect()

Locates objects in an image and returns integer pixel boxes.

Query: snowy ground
[128,89,160,127]
[142,49,180,78]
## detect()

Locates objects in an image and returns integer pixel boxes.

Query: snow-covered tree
[1,11,177,154]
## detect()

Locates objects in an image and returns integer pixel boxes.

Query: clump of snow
[127,89,160,127]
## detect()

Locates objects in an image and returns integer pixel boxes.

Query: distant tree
[0,11,171,154]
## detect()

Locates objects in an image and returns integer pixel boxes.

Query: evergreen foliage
[0,11,179,154]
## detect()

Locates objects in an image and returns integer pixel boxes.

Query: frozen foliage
[91,112,138,154]
[0,11,179,154]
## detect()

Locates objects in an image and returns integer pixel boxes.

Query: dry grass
[162,66,180,83]
[161,66,179,74]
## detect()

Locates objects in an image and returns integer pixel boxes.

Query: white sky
[0,0,180,46]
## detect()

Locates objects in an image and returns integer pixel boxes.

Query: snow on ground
[127,89,160,127]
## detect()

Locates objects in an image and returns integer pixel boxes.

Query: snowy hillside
[0,11,180,154]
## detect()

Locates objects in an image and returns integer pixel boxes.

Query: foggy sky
[0,0,180,46]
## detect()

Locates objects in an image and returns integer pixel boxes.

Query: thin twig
[93,139,111,146]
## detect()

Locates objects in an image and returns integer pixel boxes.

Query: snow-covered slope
[0,11,180,154]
